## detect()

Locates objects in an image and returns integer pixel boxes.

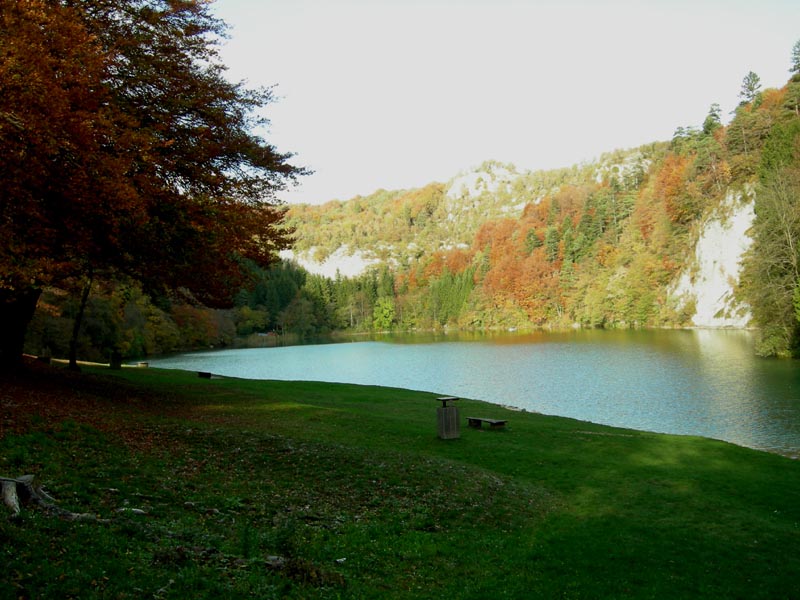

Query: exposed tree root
[1,475,108,522]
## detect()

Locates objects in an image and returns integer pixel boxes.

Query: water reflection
[149,329,800,456]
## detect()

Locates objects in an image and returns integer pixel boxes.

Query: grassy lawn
[1,363,799,599]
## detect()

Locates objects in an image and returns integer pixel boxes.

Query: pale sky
[211,0,800,204]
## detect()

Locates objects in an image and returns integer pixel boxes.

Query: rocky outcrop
[670,188,755,328]
[280,246,380,278]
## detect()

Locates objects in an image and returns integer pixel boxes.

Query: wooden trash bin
[436,396,460,440]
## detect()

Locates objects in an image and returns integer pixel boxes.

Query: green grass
[1,365,799,599]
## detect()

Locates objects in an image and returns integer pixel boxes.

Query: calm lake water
[148,329,800,456]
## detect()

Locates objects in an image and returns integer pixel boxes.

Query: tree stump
[1,475,105,521]
[1,475,51,516]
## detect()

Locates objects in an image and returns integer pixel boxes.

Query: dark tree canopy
[0,0,306,367]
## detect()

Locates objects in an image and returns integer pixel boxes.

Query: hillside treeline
[24,44,800,359]
[283,59,800,355]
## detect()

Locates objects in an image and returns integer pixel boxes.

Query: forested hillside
[23,41,800,359]
[281,50,800,355]
[284,155,652,266]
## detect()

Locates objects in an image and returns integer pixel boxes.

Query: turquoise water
[148,329,800,456]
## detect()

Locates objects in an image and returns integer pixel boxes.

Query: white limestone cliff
[670,188,755,328]
[280,246,380,278]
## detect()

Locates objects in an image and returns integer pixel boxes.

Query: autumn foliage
[0,0,305,366]
[7,18,800,361]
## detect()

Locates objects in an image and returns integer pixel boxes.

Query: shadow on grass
[2,363,799,598]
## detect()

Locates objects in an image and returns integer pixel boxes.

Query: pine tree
[790,39,800,75]
[739,72,762,105]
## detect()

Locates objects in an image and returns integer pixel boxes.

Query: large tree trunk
[68,274,93,371]
[0,288,41,371]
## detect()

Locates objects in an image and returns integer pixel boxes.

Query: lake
[147,329,800,456]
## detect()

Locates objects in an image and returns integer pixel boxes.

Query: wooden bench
[466,417,508,430]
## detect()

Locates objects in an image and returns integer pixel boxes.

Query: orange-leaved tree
[0,0,306,368]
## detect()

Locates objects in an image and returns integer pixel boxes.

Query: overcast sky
[211,0,800,204]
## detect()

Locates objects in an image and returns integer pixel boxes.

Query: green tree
[524,229,543,254]
[740,168,800,356]
[726,103,775,179]
[544,226,560,262]
[278,296,316,338]
[233,306,269,336]
[238,261,306,329]
[784,80,800,117]
[791,39,800,75]
[759,120,800,179]
[376,267,395,298]
[424,268,475,326]
[739,72,762,105]
[303,274,337,331]
[703,103,723,134]
[373,297,396,331]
